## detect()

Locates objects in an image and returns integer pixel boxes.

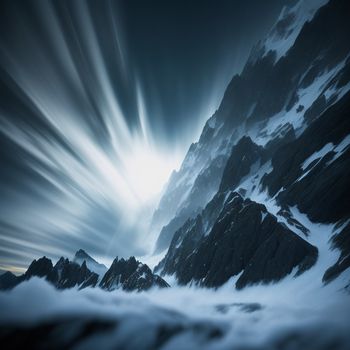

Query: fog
[0,264,349,350]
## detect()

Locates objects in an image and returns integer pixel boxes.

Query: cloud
[0,275,349,350]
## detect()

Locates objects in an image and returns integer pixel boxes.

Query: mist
[1,270,349,350]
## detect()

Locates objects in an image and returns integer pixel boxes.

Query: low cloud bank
[0,274,349,350]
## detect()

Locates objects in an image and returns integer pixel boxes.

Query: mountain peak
[100,256,169,291]
[249,0,329,64]
[73,249,107,278]
[74,249,90,259]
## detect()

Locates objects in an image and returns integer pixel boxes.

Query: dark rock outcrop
[155,154,227,253]
[47,258,99,290]
[0,252,169,293]
[262,92,350,224]
[79,273,99,290]
[219,136,265,193]
[158,193,318,289]
[100,257,169,292]
[0,255,98,291]
[0,272,20,291]
[323,222,350,283]
[123,264,169,291]
[155,136,266,254]
[24,256,53,280]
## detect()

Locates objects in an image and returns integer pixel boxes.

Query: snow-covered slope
[152,0,350,261]
[250,0,329,63]
[154,0,350,291]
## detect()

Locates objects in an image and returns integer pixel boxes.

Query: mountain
[152,0,350,254]
[100,256,169,292]
[0,253,169,292]
[156,191,318,289]
[153,151,228,253]
[73,249,107,279]
[46,257,99,290]
[25,256,53,279]
[0,256,56,290]
[153,0,350,289]
[0,255,97,291]
[0,272,19,291]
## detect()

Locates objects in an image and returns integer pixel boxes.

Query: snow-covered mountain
[154,0,350,290]
[152,0,350,254]
[73,249,108,280]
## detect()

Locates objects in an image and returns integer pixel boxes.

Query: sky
[0,0,293,273]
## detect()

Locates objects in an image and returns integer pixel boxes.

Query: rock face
[100,257,169,292]
[0,255,98,291]
[25,256,53,280]
[219,136,265,193]
[155,136,265,254]
[0,272,19,291]
[323,222,350,283]
[154,154,227,253]
[158,192,317,289]
[152,0,350,289]
[0,253,169,292]
[262,94,350,224]
[122,263,169,291]
[47,257,99,290]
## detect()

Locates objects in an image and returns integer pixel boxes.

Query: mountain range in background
[0,249,169,292]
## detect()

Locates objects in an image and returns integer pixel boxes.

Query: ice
[262,0,329,62]
[327,134,350,164]
[300,134,350,172]
[250,58,348,147]
[288,206,343,274]
[301,143,334,170]
[237,161,273,200]
[324,77,350,105]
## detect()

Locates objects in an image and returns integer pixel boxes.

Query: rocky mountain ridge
[153,0,350,290]
[0,250,169,292]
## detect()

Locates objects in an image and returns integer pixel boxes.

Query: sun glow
[0,0,189,265]
[120,142,180,204]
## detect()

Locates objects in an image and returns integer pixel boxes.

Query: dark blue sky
[110,0,294,144]
[1,0,293,145]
